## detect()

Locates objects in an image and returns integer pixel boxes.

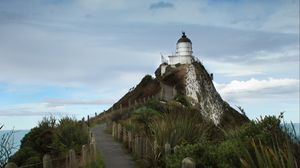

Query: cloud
[150,1,174,10]
[215,78,299,103]
[45,98,115,107]
[0,23,158,88]
[203,44,299,77]
[75,0,127,10]
[0,98,110,116]
[204,60,264,76]
[239,45,299,65]
[0,103,66,116]
[0,0,299,127]
[0,0,298,34]
[141,0,298,34]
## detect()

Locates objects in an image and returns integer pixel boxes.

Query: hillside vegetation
[9,116,89,167]
[95,61,300,167]
[110,99,300,168]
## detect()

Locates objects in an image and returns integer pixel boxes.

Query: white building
[162,32,195,66]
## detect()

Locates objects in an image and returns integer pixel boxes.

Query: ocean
[285,123,300,139]
[0,130,29,154]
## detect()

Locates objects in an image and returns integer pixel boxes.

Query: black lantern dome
[177,32,192,44]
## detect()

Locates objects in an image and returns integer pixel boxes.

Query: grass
[148,110,211,147]
[90,118,107,127]
[236,122,300,168]
[238,138,298,168]
[86,152,105,168]
[103,94,300,168]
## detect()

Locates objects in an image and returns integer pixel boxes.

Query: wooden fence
[111,122,196,168]
[5,133,97,168]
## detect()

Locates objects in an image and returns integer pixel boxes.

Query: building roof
[177,32,192,43]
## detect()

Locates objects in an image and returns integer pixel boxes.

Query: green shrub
[166,140,242,168]
[166,142,221,168]
[145,99,165,112]
[20,126,55,154]
[9,146,41,166]
[110,110,123,122]
[175,95,191,107]
[164,114,299,168]
[23,156,41,167]
[9,116,89,166]
[149,110,211,147]
[146,109,213,167]
[237,138,298,168]
[132,107,161,134]
[110,109,133,122]
[139,75,154,87]
[226,114,298,150]
[231,115,300,168]
[56,117,89,153]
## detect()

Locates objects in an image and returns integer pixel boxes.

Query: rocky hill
[110,61,248,128]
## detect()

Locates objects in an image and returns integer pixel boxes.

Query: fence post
[136,135,141,157]
[117,123,122,141]
[138,136,143,159]
[111,122,114,137]
[90,142,97,162]
[115,122,118,139]
[68,149,78,168]
[145,138,151,159]
[174,145,179,153]
[91,135,96,144]
[89,131,93,142]
[87,115,90,127]
[139,137,144,159]
[142,137,147,159]
[82,145,88,166]
[5,163,17,168]
[134,100,138,110]
[153,140,158,156]
[181,157,195,168]
[127,131,132,151]
[112,122,116,138]
[43,154,52,168]
[65,154,69,168]
[134,134,138,156]
[131,134,135,153]
[128,100,131,108]
[165,143,171,156]
[123,127,127,146]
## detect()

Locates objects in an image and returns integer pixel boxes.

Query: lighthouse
[167,32,195,65]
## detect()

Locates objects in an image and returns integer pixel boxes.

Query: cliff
[111,61,248,128]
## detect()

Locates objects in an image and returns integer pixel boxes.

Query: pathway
[91,124,135,168]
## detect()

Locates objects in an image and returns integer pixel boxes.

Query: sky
[0,0,299,130]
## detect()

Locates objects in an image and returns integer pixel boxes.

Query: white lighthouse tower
[167,32,194,65]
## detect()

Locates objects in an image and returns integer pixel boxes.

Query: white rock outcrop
[185,64,223,125]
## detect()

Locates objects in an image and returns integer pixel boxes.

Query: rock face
[155,61,244,126]
[185,64,200,103]
[113,61,248,127]
[185,64,224,125]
